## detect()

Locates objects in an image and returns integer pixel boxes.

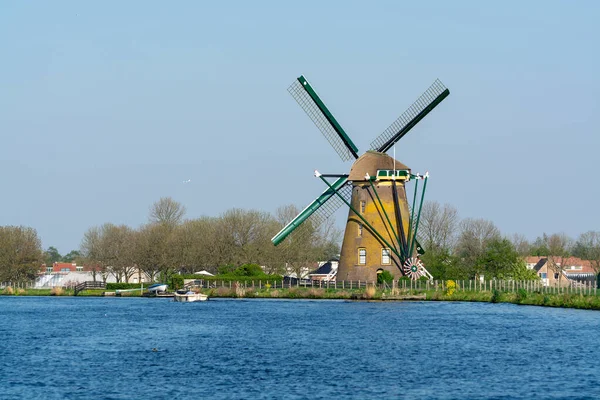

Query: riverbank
[3,285,600,310]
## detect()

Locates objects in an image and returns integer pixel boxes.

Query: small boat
[147,283,168,293]
[174,291,208,302]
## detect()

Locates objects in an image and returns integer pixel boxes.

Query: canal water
[1,297,599,399]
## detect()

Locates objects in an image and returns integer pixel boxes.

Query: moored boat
[147,283,168,293]
[173,291,208,302]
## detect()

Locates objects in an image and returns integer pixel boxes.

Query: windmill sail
[288,76,359,161]
[370,79,449,153]
[272,176,351,246]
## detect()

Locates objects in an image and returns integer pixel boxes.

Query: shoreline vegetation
[3,280,600,311]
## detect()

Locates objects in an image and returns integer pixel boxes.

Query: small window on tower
[358,248,366,265]
[358,223,363,237]
[360,200,366,214]
[382,248,391,265]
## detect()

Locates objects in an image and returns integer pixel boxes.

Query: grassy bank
[3,285,600,310]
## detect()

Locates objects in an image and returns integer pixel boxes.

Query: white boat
[147,283,168,293]
[174,291,208,302]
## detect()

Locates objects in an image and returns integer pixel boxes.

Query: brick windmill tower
[272,75,449,281]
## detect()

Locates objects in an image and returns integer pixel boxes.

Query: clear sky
[1,1,598,254]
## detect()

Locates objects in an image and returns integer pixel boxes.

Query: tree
[0,226,43,283]
[545,233,572,286]
[455,218,501,278]
[149,197,186,227]
[271,205,341,279]
[510,233,530,257]
[420,248,463,280]
[80,226,104,281]
[419,201,459,253]
[62,250,81,263]
[530,234,549,256]
[477,238,537,280]
[43,246,62,266]
[132,223,173,282]
[168,217,222,274]
[574,231,600,274]
[98,224,135,283]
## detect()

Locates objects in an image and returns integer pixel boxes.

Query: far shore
[3,285,600,311]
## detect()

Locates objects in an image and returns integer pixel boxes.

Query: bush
[377,270,394,284]
[446,280,456,296]
[516,289,528,303]
[170,275,184,290]
[233,264,264,276]
[180,274,283,283]
[364,286,377,299]
[106,283,145,290]
[50,287,64,296]
[490,289,500,303]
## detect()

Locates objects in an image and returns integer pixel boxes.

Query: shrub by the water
[50,287,64,296]
[364,286,377,299]
[516,289,528,303]
[490,289,500,303]
[106,283,144,290]
[170,275,184,290]
[445,280,456,296]
[377,270,394,284]
[3,286,14,295]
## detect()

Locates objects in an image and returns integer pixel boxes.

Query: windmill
[272,75,449,281]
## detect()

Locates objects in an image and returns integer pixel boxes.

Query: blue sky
[1,0,598,253]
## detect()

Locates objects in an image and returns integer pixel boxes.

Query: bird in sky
[183,179,191,184]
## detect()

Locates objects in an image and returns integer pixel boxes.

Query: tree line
[418,201,600,281]
[2,197,600,283]
[42,198,337,283]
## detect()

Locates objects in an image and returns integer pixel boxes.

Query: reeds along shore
[3,280,600,310]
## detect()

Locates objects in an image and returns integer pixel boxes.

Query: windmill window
[358,223,363,237]
[554,273,559,279]
[360,201,366,214]
[382,248,391,265]
[358,248,366,265]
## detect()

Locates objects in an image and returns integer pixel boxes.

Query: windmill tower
[272,75,449,281]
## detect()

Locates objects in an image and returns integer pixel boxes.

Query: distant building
[308,260,339,282]
[525,256,596,287]
[37,262,150,287]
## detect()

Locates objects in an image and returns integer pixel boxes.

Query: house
[41,262,85,274]
[308,260,339,282]
[525,256,597,287]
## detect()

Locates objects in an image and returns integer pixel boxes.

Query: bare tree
[80,226,104,282]
[456,218,501,277]
[419,201,459,253]
[510,233,531,257]
[218,208,279,267]
[100,224,136,283]
[149,197,186,227]
[168,217,222,273]
[0,226,43,283]
[576,231,600,274]
[545,232,572,286]
[132,223,173,282]
[271,205,341,279]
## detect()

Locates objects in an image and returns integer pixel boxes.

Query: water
[1,297,599,399]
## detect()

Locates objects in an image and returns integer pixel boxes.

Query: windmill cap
[348,151,410,181]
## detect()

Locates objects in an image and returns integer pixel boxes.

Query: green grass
[3,286,600,310]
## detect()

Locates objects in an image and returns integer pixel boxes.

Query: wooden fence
[186,278,599,296]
